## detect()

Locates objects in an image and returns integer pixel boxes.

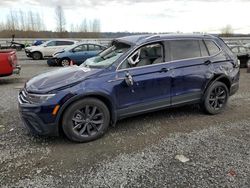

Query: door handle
[160,68,169,73]
[204,60,212,65]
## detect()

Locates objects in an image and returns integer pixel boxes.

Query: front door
[113,43,172,118]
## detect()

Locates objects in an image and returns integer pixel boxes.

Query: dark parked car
[18,34,240,142]
[47,42,106,67]
[230,45,250,68]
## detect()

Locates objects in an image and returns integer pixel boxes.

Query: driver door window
[119,43,164,69]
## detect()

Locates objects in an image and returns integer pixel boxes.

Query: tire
[60,58,70,67]
[62,98,110,142]
[202,81,229,115]
[32,52,42,60]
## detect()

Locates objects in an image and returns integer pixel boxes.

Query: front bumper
[18,94,59,136]
[47,58,59,66]
[25,50,32,57]
[20,111,58,136]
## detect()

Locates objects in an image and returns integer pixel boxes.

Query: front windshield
[81,42,130,68]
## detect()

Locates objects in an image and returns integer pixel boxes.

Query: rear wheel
[61,58,70,67]
[32,52,42,60]
[62,98,110,142]
[202,81,229,114]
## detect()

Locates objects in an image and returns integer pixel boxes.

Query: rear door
[87,44,102,58]
[71,44,88,64]
[168,39,211,105]
[55,41,74,53]
[43,41,57,57]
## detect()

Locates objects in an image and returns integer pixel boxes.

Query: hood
[25,66,102,93]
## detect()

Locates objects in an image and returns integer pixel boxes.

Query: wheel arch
[56,93,117,135]
[204,74,231,95]
[31,51,43,59]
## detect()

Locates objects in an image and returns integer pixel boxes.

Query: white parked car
[25,39,77,60]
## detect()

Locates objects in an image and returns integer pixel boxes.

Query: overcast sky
[0,0,250,33]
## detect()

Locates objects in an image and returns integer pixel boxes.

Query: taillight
[8,56,13,66]
[8,55,16,66]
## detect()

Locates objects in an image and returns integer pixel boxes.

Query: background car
[230,45,250,68]
[47,42,107,67]
[25,39,77,60]
[0,50,20,77]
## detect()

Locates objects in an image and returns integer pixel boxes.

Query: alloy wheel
[72,105,104,137]
[208,86,227,110]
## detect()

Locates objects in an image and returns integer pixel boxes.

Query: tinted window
[73,44,87,52]
[56,41,74,46]
[46,41,56,46]
[170,40,201,61]
[88,44,101,51]
[231,47,238,53]
[120,43,163,69]
[205,40,220,55]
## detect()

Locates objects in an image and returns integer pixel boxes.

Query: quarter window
[204,40,220,55]
[170,40,201,61]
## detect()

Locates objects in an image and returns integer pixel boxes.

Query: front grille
[19,89,30,104]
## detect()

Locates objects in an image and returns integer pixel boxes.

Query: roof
[115,34,218,46]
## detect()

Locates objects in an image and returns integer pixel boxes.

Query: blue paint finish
[18,34,240,136]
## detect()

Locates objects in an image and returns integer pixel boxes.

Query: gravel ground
[0,51,250,187]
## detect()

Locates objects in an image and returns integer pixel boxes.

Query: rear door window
[56,41,74,46]
[170,40,201,61]
[88,44,101,51]
[204,40,220,55]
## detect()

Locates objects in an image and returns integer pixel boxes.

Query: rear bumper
[13,65,21,74]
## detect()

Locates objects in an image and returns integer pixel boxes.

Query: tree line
[0,6,101,38]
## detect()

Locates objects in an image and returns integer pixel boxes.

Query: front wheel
[60,58,70,67]
[32,52,42,60]
[202,81,229,115]
[62,98,110,142]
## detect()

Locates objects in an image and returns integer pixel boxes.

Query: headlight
[28,93,56,104]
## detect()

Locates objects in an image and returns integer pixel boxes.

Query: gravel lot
[0,51,250,187]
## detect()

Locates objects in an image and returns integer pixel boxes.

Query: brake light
[8,56,13,66]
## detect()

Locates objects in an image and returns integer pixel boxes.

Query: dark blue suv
[18,34,240,142]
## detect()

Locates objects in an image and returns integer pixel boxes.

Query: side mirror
[43,44,47,47]
[128,50,140,66]
[125,72,133,86]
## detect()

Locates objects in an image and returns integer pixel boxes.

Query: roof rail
[145,35,161,41]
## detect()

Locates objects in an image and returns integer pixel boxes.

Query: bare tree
[92,19,101,32]
[221,24,234,37]
[28,10,35,31]
[55,5,66,33]
[19,10,26,31]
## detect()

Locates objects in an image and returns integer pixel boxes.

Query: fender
[203,74,232,95]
